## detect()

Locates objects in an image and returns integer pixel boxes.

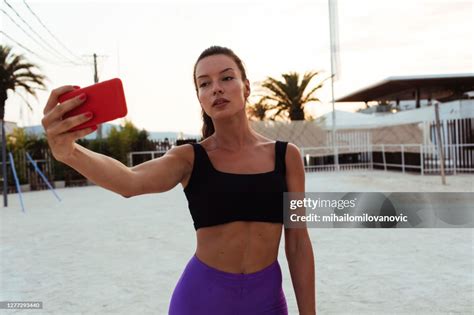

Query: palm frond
[261,78,292,106]
[0,44,47,119]
[299,71,319,99]
[301,96,321,104]
[17,93,34,112]
[258,70,327,121]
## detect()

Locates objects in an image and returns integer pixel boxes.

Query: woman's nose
[212,82,224,95]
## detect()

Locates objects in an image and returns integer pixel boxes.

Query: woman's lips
[213,100,229,108]
[213,97,230,106]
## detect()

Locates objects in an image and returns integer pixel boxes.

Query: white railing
[128,144,473,174]
[301,144,474,174]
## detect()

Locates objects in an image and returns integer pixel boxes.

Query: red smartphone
[58,78,128,132]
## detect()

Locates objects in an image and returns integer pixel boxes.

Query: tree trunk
[1,91,8,206]
[0,90,5,119]
[0,117,7,207]
[289,104,305,121]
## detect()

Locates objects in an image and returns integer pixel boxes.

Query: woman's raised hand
[41,85,96,162]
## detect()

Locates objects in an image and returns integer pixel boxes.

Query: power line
[0,30,89,67]
[2,0,87,66]
[22,0,89,64]
[3,0,86,65]
[1,9,78,65]
[0,30,53,63]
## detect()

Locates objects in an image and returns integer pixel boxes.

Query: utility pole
[83,53,106,141]
[328,0,340,171]
[434,102,446,185]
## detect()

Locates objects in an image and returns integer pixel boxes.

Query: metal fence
[301,143,474,174]
[0,149,56,192]
[128,142,473,175]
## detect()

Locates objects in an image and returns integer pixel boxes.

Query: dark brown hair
[193,46,248,140]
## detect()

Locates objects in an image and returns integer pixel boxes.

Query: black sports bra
[183,141,289,230]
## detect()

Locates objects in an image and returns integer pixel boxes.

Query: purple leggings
[168,254,288,315]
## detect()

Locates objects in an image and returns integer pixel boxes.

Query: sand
[1,170,473,314]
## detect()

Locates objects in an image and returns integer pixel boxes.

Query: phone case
[58,78,128,132]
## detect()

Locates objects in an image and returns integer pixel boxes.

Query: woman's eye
[199,82,209,88]
[223,76,234,81]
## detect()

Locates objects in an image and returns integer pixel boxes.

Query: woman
[41,46,315,314]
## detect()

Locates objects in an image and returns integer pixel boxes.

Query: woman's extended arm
[59,143,191,197]
[42,86,191,198]
[284,143,316,315]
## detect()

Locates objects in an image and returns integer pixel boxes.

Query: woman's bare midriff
[180,136,283,274]
[195,221,283,274]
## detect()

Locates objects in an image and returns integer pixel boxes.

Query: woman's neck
[210,114,258,152]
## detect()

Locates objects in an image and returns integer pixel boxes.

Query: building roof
[336,73,474,103]
[319,100,474,130]
[317,110,378,128]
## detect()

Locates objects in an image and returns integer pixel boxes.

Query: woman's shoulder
[285,141,300,151]
[284,142,303,172]
[251,131,296,147]
[164,142,196,169]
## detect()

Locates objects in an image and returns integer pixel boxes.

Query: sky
[1,0,472,134]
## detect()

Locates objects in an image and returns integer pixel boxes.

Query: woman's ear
[244,79,251,99]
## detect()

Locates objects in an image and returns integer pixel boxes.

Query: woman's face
[195,54,250,119]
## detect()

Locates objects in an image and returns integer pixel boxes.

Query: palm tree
[260,71,329,121]
[0,45,46,206]
[246,98,273,121]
